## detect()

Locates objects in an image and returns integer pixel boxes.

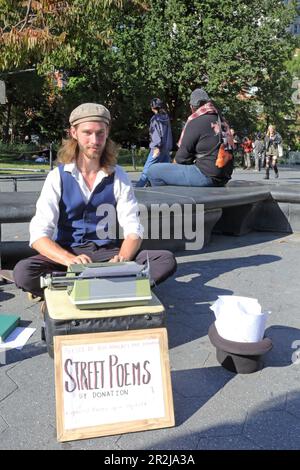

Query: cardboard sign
[54,328,174,442]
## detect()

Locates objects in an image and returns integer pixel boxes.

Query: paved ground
[1,166,300,450]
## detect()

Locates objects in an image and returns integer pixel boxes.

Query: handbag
[215,143,233,168]
[215,115,233,168]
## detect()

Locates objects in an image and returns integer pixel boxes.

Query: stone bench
[135,184,271,251]
[253,184,300,234]
[0,182,300,267]
[0,191,38,223]
[0,192,39,268]
[0,173,47,192]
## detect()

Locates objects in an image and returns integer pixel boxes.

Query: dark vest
[56,165,116,247]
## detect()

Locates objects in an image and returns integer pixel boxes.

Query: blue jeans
[147,163,214,187]
[136,150,171,187]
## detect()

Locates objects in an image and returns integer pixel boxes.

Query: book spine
[0,319,19,343]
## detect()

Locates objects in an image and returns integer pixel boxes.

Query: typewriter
[40,261,152,310]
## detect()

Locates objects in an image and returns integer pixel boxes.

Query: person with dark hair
[147,88,234,187]
[13,103,177,300]
[135,98,173,187]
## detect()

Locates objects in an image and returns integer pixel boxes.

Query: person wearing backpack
[147,88,234,187]
[135,98,173,187]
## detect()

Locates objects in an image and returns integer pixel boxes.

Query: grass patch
[0,159,49,174]
[0,146,145,174]
[121,164,143,172]
[0,158,142,175]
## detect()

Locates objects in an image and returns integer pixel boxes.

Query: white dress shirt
[29,163,144,246]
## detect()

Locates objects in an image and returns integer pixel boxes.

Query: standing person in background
[230,128,241,150]
[136,98,173,187]
[264,125,282,179]
[253,132,265,172]
[147,88,234,187]
[230,128,242,166]
[241,136,253,169]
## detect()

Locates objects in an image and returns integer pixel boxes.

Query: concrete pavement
[0,166,300,450]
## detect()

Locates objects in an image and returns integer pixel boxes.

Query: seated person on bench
[147,88,234,187]
[13,103,177,300]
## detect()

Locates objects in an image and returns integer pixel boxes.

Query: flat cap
[190,88,210,107]
[69,103,111,126]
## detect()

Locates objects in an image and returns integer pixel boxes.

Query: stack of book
[0,314,20,343]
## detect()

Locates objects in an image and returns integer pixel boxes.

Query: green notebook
[0,314,20,343]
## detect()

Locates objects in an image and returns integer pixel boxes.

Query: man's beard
[79,144,103,160]
[85,151,99,160]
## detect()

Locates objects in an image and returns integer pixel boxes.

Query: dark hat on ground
[190,88,210,107]
[208,322,272,374]
[69,103,111,127]
[151,98,164,109]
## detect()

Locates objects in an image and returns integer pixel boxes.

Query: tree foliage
[0,0,147,70]
[0,0,298,145]
[287,48,300,78]
[139,0,297,136]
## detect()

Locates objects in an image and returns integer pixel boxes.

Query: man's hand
[109,234,142,263]
[67,254,92,266]
[32,237,92,267]
[109,254,128,263]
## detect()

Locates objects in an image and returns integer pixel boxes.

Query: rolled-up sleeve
[114,167,144,239]
[29,168,61,246]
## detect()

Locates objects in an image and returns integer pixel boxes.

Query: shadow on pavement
[0,340,47,367]
[264,325,300,367]
[0,290,15,304]
[137,391,300,450]
[155,254,281,348]
[181,232,288,255]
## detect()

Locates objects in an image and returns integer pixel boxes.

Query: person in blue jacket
[136,98,173,187]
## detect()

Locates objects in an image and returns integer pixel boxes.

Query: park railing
[0,142,55,171]
[285,151,300,165]
[0,143,55,190]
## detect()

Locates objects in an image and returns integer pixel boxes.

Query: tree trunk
[3,100,12,143]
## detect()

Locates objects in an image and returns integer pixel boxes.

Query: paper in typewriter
[79,262,146,279]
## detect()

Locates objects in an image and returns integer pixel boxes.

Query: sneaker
[275,173,279,178]
[27,292,43,303]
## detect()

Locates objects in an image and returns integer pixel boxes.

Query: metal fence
[286,151,300,165]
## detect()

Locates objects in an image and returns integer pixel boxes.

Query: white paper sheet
[79,262,145,278]
[210,296,269,343]
[0,327,36,350]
